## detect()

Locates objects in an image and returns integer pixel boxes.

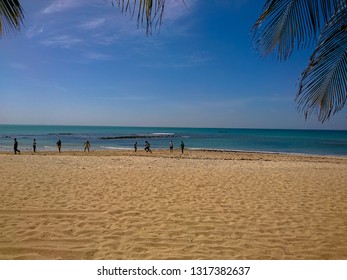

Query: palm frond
[296,2,347,122]
[252,0,342,60]
[109,0,165,35]
[0,0,24,38]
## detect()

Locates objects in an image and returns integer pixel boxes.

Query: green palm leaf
[252,0,341,60]
[253,0,347,122]
[297,2,347,121]
[0,0,24,38]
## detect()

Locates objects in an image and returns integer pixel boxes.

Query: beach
[0,150,346,260]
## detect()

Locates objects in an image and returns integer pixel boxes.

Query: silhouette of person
[56,139,62,152]
[84,141,90,152]
[33,139,37,152]
[144,141,152,153]
[134,141,138,152]
[169,141,174,153]
[180,141,185,154]
[14,138,20,154]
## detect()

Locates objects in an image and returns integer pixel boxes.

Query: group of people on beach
[13,138,185,154]
[55,140,91,152]
[134,141,154,153]
[12,138,91,154]
[133,140,185,154]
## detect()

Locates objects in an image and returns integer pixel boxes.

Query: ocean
[0,125,346,156]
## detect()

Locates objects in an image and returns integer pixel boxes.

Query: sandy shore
[0,150,346,260]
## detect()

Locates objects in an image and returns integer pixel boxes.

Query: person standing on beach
[14,138,20,154]
[180,141,185,154]
[84,141,90,152]
[33,139,37,152]
[56,139,62,153]
[134,141,138,152]
[169,141,174,153]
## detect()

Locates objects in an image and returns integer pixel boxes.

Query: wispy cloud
[188,51,213,65]
[32,0,198,58]
[26,25,44,38]
[82,51,114,61]
[36,0,196,50]
[164,0,196,20]
[40,35,82,48]
[79,18,107,30]
[90,33,121,46]
[41,0,82,14]
[138,50,213,69]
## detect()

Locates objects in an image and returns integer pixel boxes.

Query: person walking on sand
[169,140,174,153]
[14,138,20,154]
[180,141,185,154]
[84,140,90,152]
[144,141,152,153]
[148,141,152,153]
[33,139,37,152]
[56,139,62,153]
[134,141,138,152]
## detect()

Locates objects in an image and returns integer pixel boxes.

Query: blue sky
[1,0,346,129]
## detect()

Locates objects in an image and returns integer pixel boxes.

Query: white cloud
[164,0,196,20]
[137,50,213,68]
[82,51,113,61]
[26,26,44,38]
[40,35,82,48]
[41,0,83,14]
[188,51,212,65]
[79,18,107,30]
[90,33,121,46]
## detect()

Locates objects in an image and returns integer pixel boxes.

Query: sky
[1,0,346,130]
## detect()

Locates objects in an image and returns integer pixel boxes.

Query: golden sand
[0,150,346,259]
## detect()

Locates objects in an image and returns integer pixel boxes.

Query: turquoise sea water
[0,125,346,156]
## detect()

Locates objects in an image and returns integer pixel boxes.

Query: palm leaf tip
[110,0,165,35]
[0,0,24,38]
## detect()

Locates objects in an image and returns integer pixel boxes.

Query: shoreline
[1,148,346,161]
